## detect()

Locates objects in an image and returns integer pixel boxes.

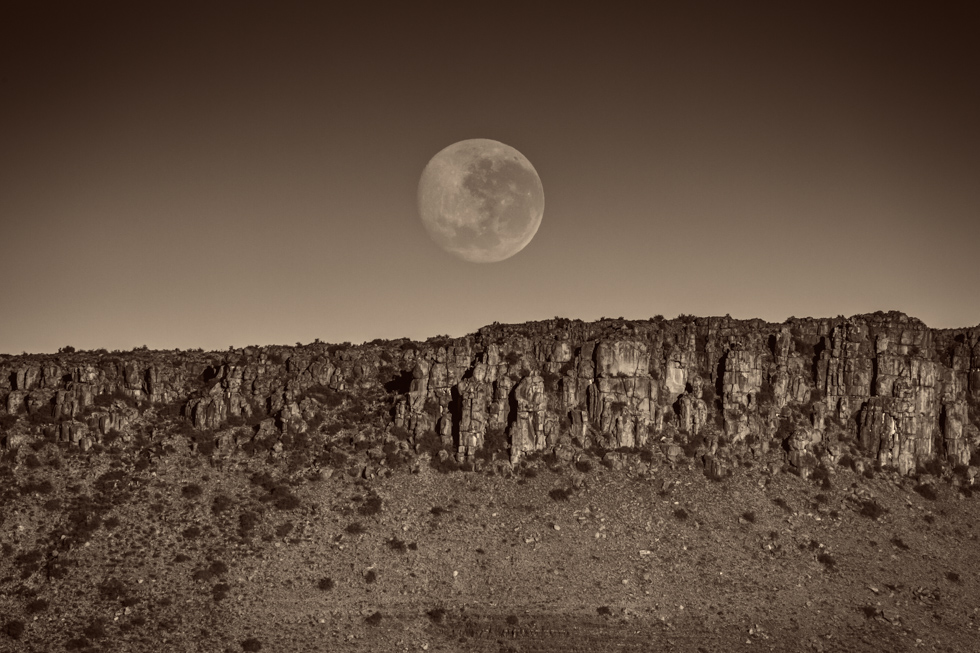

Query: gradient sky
[2,2,978,354]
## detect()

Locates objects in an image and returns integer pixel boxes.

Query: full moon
[417,139,544,263]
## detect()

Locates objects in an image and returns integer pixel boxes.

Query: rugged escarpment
[2,311,979,477]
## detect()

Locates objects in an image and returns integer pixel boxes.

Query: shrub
[918,458,943,477]
[82,618,107,640]
[358,494,383,516]
[946,571,961,583]
[212,583,230,602]
[25,598,48,614]
[2,620,25,640]
[387,538,407,553]
[858,500,887,520]
[817,553,836,569]
[914,484,938,501]
[365,570,377,583]
[575,460,593,473]
[548,488,572,502]
[430,506,447,517]
[19,479,55,495]
[741,511,756,523]
[238,510,262,540]
[673,508,689,521]
[891,537,909,550]
[211,494,233,514]
[426,608,446,624]
[477,427,508,462]
[269,486,301,511]
[241,638,263,652]
[346,522,366,535]
[317,577,334,591]
[596,606,613,617]
[181,484,203,499]
[682,432,704,458]
[365,612,383,626]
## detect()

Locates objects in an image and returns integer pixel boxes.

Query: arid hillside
[1,312,979,651]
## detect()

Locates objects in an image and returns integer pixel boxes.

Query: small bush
[858,500,887,520]
[98,577,128,602]
[358,494,383,516]
[181,484,203,499]
[211,494,233,514]
[212,583,230,602]
[426,608,446,624]
[365,611,383,626]
[241,638,263,652]
[913,484,938,501]
[271,486,301,511]
[741,511,756,523]
[506,615,519,625]
[317,577,334,591]
[82,618,107,640]
[430,506,447,517]
[575,460,592,473]
[365,570,377,583]
[673,508,689,521]
[946,571,961,583]
[238,510,262,540]
[549,488,572,502]
[596,606,613,616]
[891,537,910,550]
[817,553,836,569]
[2,620,25,640]
[208,560,229,576]
[387,537,407,553]
[25,598,48,614]
[812,466,832,490]
[346,522,366,535]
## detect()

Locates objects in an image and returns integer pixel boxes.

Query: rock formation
[1,312,979,476]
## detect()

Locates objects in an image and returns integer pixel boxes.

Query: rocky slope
[2,312,978,478]
[2,311,980,652]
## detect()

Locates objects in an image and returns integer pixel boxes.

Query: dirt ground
[1,445,978,652]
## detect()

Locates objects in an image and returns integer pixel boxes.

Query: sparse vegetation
[0,318,976,651]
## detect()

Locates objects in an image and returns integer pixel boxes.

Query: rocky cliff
[2,312,979,478]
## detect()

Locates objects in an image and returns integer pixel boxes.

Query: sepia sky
[2,2,978,353]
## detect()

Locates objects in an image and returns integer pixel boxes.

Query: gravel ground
[1,446,978,652]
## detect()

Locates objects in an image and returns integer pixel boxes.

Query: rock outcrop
[1,312,979,476]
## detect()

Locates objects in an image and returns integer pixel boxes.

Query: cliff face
[2,312,979,476]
